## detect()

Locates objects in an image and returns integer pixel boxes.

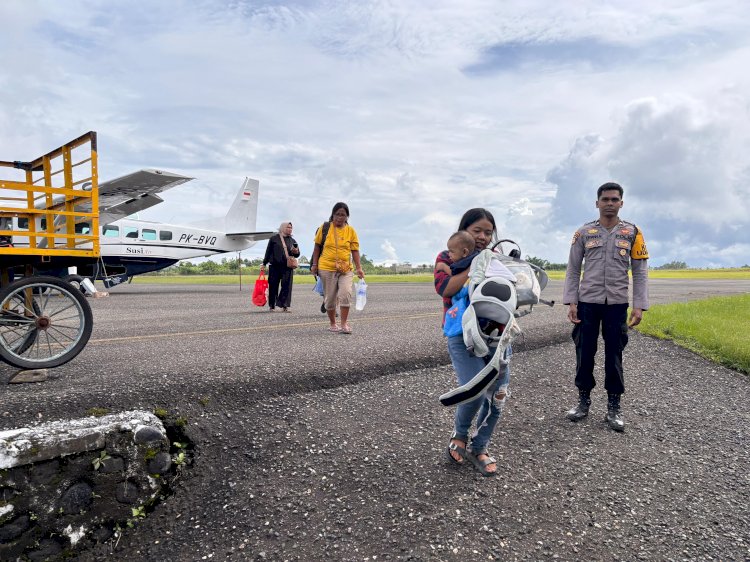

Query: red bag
[252,272,269,307]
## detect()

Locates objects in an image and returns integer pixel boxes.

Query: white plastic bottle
[355,279,367,310]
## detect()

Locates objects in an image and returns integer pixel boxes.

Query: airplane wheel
[63,274,86,294]
[0,276,93,369]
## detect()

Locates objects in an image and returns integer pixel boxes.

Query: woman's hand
[356,267,365,279]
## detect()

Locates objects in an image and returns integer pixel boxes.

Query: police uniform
[563,219,649,395]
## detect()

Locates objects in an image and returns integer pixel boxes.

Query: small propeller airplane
[3,169,276,289]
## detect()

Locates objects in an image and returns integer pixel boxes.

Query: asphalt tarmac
[1,279,749,560]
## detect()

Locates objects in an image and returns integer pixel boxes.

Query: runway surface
[1,279,749,560]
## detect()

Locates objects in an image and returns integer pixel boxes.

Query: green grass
[647,268,750,279]
[134,273,434,285]
[636,294,750,374]
[136,268,750,285]
[546,268,750,281]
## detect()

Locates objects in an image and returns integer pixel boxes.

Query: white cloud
[1,1,750,267]
[546,95,750,266]
[380,240,399,262]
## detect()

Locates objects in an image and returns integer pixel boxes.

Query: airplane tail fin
[224,177,260,234]
[188,177,267,235]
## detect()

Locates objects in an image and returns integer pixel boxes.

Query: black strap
[312,222,331,268]
[315,222,331,253]
[320,221,331,248]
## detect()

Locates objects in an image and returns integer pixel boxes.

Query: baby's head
[447,230,476,263]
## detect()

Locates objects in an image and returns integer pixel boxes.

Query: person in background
[563,182,649,432]
[310,202,365,334]
[261,221,300,312]
[434,209,511,477]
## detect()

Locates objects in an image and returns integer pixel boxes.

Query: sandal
[328,325,341,332]
[468,451,497,477]
[445,439,468,466]
[340,324,352,334]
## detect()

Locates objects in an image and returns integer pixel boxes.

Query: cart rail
[0,131,100,259]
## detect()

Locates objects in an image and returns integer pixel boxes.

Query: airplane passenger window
[160,230,173,241]
[124,227,138,239]
[102,225,119,237]
[17,218,29,229]
[75,222,91,234]
[142,229,157,241]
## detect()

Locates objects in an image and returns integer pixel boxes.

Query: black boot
[567,390,591,422]
[605,393,625,432]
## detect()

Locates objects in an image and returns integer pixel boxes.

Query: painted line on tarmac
[89,312,441,344]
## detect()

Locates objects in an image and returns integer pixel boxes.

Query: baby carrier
[439,241,553,407]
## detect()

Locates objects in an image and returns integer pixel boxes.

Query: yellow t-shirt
[314,223,359,272]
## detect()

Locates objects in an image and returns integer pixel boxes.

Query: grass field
[545,268,750,281]
[133,274,435,285]
[137,268,750,285]
[636,294,750,374]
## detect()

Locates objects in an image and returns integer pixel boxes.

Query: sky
[1,0,749,267]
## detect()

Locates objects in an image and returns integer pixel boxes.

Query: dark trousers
[268,266,294,309]
[572,302,628,395]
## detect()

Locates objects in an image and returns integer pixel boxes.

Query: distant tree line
[146,254,436,276]
[147,255,748,277]
[653,260,688,270]
[524,256,567,270]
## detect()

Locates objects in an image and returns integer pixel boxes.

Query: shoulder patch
[630,227,649,259]
[571,231,581,245]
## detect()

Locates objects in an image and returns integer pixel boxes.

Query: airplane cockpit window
[160,230,173,241]
[102,225,119,237]
[124,226,138,239]
[142,228,157,241]
[75,222,91,235]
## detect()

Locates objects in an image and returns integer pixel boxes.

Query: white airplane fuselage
[102,218,255,260]
[4,175,274,284]
[95,218,260,278]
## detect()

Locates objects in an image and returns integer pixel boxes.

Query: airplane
[3,169,276,289]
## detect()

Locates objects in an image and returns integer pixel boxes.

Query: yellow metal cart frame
[0,132,99,369]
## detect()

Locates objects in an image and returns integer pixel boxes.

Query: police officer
[563,182,649,432]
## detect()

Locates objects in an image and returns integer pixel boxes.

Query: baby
[447,230,478,274]
[444,230,516,338]
[447,230,516,281]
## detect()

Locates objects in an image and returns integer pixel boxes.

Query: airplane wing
[98,169,193,225]
[226,231,276,241]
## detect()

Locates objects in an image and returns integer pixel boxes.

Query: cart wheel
[0,276,93,369]
[5,293,41,356]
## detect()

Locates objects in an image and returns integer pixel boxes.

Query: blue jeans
[447,335,511,454]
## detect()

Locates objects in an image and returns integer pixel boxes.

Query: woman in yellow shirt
[310,202,365,334]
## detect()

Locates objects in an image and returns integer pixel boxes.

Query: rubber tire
[0,276,94,369]
[7,295,40,355]
[63,274,87,294]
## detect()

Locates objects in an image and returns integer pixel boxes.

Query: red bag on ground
[252,272,269,307]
